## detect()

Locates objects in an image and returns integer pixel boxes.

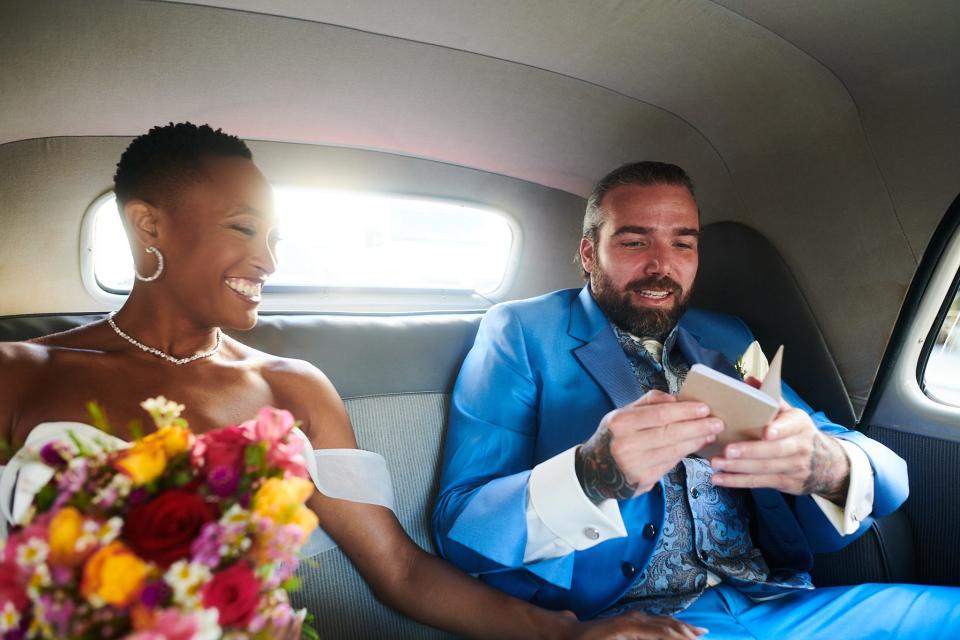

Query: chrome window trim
[873,229,960,440]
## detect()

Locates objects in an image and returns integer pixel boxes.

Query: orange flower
[80,541,147,607]
[114,439,167,485]
[144,425,191,458]
[48,507,87,566]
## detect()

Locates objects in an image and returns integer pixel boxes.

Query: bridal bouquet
[0,398,319,640]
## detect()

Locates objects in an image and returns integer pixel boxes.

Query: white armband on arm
[523,446,628,563]
[292,428,397,558]
[811,439,875,536]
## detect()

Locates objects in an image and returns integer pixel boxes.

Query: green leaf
[34,483,57,513]
[172,470,192,487]
[72,491,92,511]
[244,442,266,471]
[85,401,112,434]
[301,612,320,640]
[281,575,302,592]
[128,419,144,441]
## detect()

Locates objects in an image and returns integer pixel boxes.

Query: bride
[0,123,705,640]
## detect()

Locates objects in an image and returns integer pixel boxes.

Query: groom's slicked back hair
[582,161,696,244]
[576,161,697,277]
[113,122,252,208]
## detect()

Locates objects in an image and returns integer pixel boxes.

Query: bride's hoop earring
[135,245,165,282]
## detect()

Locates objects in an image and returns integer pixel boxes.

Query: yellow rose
[144,425,191,458]
[253,477,318,539]
[49,507,86,566]
[80,542,147,607]
[115,439,167,485]
[288,504,320,542]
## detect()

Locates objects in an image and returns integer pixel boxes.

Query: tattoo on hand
[803,434,849,502]
[575,428,637,503]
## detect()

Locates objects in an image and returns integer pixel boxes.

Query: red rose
[123,489,217,567]
[0,559,28,611]
[198,426,250,474]
[202,562,260,628]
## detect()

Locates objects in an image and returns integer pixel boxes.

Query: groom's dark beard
[590,268,691,341]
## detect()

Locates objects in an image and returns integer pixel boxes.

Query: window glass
[89,189,515,295]
[924,286,960,406]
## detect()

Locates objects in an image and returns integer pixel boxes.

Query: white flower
[140,396,186,427]
[0,602,20,633]
[736,340,770,381]
[164,560,212,609]
[192,607,222,640]
[97,517,123,545]
[16,537,49,568]
[219,503,250,527]
[27,562,51,599]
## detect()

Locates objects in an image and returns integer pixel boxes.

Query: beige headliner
[1,0,958,411]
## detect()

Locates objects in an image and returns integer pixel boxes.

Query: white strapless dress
[0,422,396,558]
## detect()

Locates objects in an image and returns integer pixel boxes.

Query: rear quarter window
[83,189,518,306]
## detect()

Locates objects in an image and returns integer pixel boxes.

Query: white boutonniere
[735,340,770,380]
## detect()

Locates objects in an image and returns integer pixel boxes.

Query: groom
[432,161,960,636]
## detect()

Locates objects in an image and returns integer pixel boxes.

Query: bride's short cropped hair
[113,122,251,208]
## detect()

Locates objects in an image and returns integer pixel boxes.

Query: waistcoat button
[642,523,657,540]
[691,487,700,499]
[621,562,637,578]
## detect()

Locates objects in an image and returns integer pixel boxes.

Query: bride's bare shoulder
[251,352,355,446]
[258,353,338,398]
[0,339,54,371]
[0,341,52,435]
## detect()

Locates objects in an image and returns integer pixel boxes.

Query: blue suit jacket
[432,287,908,619]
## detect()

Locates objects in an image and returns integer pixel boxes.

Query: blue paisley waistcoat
[609,326,812,615]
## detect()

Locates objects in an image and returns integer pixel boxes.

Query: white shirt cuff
[811,438,875,535]
[522,446,628,563]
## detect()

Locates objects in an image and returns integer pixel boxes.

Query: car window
[86,189,516,296]
[923,282,960,406]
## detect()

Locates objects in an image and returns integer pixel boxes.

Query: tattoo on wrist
[803,435,849,502]
[575,429,637,504]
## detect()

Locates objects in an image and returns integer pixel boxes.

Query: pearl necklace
[107,313,222,365]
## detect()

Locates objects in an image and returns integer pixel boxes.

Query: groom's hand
[709,378,850,502]
[576,390,724,503]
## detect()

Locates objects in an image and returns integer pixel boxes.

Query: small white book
[678,345,784,458]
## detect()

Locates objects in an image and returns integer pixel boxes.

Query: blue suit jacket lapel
[568,287,643,408]
[675,323,743,380]
[567,289,743,407]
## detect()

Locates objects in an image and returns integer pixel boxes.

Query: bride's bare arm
[267,361,704,640]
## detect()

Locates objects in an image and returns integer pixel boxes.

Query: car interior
[2,1,959,638]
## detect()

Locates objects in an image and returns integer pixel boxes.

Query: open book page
[679,346,783,457]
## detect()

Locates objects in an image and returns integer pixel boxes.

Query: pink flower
[242,407,308,478]
[0,559,28,611]
[126,609,198,640]
[266,437,309,479]
[249,407,295,444]
[195,426,251,474]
